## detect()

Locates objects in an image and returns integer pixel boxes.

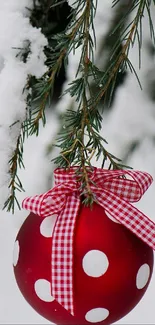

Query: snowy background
[0,0,155,324]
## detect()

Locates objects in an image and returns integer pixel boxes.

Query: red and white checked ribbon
[22,167,155,315]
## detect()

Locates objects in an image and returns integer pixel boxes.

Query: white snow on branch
[0,0,48,206]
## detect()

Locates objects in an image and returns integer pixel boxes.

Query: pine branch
[53,0,133,204]
[77,0,95,204]
[90,0,148,109]
[27,46,67,136]
[4,0,155,212]
[3,124,25,213]
[52,0,154,200]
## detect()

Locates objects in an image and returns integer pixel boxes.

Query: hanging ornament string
[22,167,155,315]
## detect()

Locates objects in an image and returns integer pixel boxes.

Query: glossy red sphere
[13,203,153,324]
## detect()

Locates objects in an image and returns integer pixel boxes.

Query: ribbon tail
[51,194,80,315]
[96,189,155,250]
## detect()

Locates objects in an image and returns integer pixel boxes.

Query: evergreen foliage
[5,0,155,211]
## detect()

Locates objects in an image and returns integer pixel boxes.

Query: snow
[0,0,48,206]
[101,6,155,160]
[0,1,155,324]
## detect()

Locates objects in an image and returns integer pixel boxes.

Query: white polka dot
[136,264,150,289]
[105,210,121,224]
[82,250,109,277]
[34,279,55,302]
[40,214,57,238]
[13,240,20,266]
[85,308,109,323]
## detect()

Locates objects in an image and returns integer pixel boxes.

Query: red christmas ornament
[13,168,155,324]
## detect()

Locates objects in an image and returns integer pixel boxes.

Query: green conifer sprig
[3,122,25,212]
[5,0,155,211]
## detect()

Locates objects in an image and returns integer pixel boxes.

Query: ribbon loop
[22,182,78,217]
[22,167,154,316]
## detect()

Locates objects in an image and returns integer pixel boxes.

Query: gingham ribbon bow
[22,167,155,315]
